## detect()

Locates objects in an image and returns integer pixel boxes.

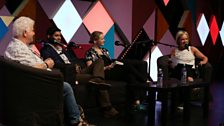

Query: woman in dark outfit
[85,31,148,107]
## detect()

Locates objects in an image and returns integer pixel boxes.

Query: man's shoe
[176,104,184,113]
[88,78,111,90]
[103,107,119,118]
[73,116,96,126]
[73,120,96,126]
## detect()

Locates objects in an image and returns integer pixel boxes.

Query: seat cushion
[73,80,127,109]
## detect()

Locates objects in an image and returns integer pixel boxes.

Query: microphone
[184,43,189,51]
[52,39,67,48]
[48,38,67,48]
[115,41,128,47]
[68,42,82,49]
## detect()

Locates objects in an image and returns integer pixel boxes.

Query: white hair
[12,16,35,37]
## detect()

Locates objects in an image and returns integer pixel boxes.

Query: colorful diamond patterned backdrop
[0,0,224,80]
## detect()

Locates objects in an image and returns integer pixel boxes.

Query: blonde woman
[170,30,208,82]
[86,31,148,110]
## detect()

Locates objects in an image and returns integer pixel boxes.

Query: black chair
[157,55,213,103]
[55,59,128,109]
[157,55,213,83]
[57,59,148,109]
[0,56,64,126]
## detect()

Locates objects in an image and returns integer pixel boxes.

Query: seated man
[4,16,94,126]
[40,26,118,118]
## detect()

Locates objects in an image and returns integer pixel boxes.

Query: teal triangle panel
[103,25,115,59]
[188,0,196,24]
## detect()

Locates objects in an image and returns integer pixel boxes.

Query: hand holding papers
[111,61,124,67]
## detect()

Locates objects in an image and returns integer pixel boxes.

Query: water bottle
[157,68,163,87]
[195,65,200,79]
[181,64,187,84]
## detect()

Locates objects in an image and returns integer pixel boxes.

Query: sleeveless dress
[170,46,196,79]
[171,46,195,68]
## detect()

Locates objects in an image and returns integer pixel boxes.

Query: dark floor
[85,80,224,126]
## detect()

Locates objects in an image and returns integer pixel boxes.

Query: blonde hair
[12,16,34,37]
[89,31,103,43]
[175,30,189,45]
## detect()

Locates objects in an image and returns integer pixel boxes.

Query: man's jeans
[63,82,80,125]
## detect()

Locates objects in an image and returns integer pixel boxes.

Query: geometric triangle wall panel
[0,6,11,16]
[209,15,219,45]
[83,1,114,35]
[196,13,210,46]
[53,0,82,43]
[220,21,224,46]
[132,0,155,40]
[103,25,115,59]
[38,0,64,19]
[156,8,169,41]
[70,24,90,44]
[143,46,163,81]
[5,0,23,14]
[178,10,201,46]
[0,18,8,41]
[157,30,176,55]
[71,0,93,18]
[0,16,14,26]
[143,9,156,40]
[101,0,133,42]
[0,24,12,55]
[163,0,170,6]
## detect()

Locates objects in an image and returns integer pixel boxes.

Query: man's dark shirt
[40,43,84,67]
[40,43,87,84]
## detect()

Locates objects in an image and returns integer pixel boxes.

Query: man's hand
[44,58,55,68]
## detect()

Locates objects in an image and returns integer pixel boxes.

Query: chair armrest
[199,62,213,83]
[55,63,76,84]
[0,57,64,125]
[157,55,170,80]
[157,55,213,82]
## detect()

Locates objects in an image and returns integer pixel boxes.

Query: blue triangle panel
[104,25,115,59]
[0,18,8,41]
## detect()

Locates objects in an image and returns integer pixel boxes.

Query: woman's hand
[191,46,208,65]
[104,64,114,70]
[199,60,207,65]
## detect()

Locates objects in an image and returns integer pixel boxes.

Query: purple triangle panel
[157,30,176,55]
[71,0,93,18]
[0,23,12,55]
[0,6,11,15]
[101,0,132,42]
[37,0,64,19]
[114,31,124,58]
[71,24,90,44]
[143,9,156,41]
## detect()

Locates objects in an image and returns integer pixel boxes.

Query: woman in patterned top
[86,31,148,108]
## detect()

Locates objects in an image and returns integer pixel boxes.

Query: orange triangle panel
[178,10,201,46]
[156,8,169,41]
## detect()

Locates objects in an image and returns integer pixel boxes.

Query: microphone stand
[135,39,177,80]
